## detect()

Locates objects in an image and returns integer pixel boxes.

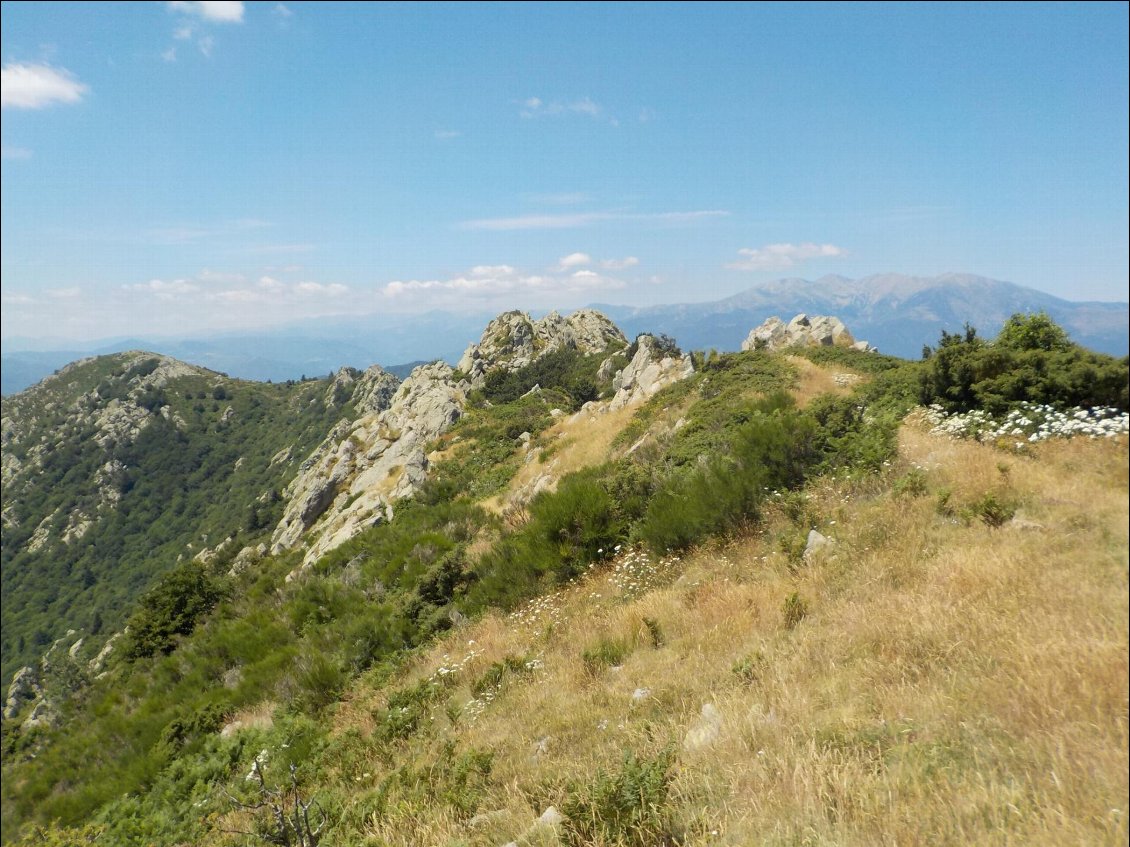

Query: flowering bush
[923,402,1129,445]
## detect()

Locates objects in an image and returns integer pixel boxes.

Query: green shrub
[123,563,227,660]
[582,638,632,674]
[967,492,1016,528]
[470,654,533,697]
[782,592,809,629]
[636,406,817,553]
[561,745,679,847]
[920,314,1129,415]
[732,652,766,685]
[893,467,928,498]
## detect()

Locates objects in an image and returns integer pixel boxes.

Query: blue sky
[2,1,1127,342]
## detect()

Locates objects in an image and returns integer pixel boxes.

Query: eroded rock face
[741,314,874,353]
[607,335,695,411]
[271,362,465,571]
[3,666,40,720]
[457,309,626,386]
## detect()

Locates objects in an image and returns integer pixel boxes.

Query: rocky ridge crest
[457,309,626,386]
[741,314,875,353]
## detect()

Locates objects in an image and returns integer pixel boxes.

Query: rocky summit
[741,313,875,353]
[457,309,626,386]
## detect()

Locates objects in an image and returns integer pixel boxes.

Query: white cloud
[557,252,592,269]
[726,242,846,272]
[197,269,246,284]
[174,24,195,40]
[273,3,293,17]
[461,209,728,231]
[129,270,350,305]
[46,287,82,299]
[381,262,626,304]
[434,129,461,139]
[600,256,639,270]
[1,145,32,160]
[198,35,215,58]
[569,97,600,117]
[520,96,609,121]
[162,46,178,62]
[1,292,37,305]
[1,63,88,110]
[168,1,245,23]
[131,278,202,298]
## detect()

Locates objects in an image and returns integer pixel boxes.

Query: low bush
[561,745,679,847]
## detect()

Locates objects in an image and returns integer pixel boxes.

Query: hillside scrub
[3,330,1126,846]
[919,312,1129,414]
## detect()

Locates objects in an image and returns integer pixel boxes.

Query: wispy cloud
[1,63,88,110]
[461,209,728,231]
[166,2,243,61]
[520,95,611,122]
[168,1,245,23]
[381,262,627,303]
[434,129,461,140]
[600,256,639,270]
[46,287,82,300]
[128,269,349,304]
[273,3,293,18]
[529,191,590,206]
[146,218,272,245]
[1,145,33,160]
[726,242,846,271]
[556,252,639,272]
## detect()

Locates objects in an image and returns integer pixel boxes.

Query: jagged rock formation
[457,309,626,386]
[271,362,465,570]
[3,666,40,720]
[741,314,874,353]
[607,335,695,411]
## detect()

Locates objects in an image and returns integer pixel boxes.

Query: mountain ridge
[4,273,1126,396]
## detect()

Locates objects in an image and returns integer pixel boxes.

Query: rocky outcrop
[271,361,465,571]
[457,309,626,386]
[607,335,695,411]
[3,666,40,719]
[741,314,874,353]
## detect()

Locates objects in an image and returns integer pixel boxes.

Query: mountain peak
[456,308,626,385]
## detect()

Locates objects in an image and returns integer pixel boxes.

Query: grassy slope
[4,349,1126,846]
[283,418,1128,846]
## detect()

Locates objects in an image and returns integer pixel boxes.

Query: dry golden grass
[484,397,679,515]
[327,421,1128,847]
[786,354,867,406]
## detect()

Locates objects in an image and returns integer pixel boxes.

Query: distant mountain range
[596,273,1128,361]
[3,273,1126,395]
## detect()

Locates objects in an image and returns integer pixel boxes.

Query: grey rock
[803,529,832,559]
[683,702,723,751]
[538,806,565,826]
[741,314,873,353]
[3,666,40,719]
[457,309,625,386]
[608,335,695,411]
